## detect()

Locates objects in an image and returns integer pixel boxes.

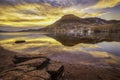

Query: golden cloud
[91,0,120,9]
[0,3,62,27]
[0,3,105,27]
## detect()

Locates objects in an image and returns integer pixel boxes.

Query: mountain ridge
[41,14,120,33]
[46,14,120,27]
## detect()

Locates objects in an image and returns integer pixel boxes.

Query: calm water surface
[0,32,120,66]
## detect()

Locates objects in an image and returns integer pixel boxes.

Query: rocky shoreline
[0,47,64,80]
[0,47,120,80]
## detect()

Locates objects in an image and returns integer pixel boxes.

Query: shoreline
[0,47,120,80]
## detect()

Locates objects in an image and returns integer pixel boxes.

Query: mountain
[47,14,109,27]
[59,14,81,21]
[41,14,120,33]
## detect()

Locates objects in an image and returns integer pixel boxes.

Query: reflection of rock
[15,40,26,44]
[0,52,64,80]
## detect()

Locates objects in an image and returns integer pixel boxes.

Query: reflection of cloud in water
[0,36,61,54]
[49,45,120,66]
[82,42,120,56]
[86,51,120,64]
[0,32,120,66]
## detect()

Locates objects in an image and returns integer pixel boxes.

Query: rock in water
[15,40,25,44]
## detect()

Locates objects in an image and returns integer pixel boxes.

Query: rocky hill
[41,14,120,33]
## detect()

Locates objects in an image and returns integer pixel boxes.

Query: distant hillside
[19,28,42,32]
[41,14,120,33]
[0,26,43,32]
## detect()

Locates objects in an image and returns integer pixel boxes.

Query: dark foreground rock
[0,47,64,80]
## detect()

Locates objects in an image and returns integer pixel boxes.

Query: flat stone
[26,70,50,80]
[17,58,49,67]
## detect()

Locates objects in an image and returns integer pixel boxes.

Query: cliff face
[41,14,120,33]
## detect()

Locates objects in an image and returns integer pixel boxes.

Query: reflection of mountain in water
[42,14,120,46]
[46,32,120,46]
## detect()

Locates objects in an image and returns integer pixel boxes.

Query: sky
[0,0,120,28]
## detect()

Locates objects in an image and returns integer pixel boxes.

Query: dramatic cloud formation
[0,4,63,27]
[91,0,120,9]
[0,0,120,27]
[0,3,104,27]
